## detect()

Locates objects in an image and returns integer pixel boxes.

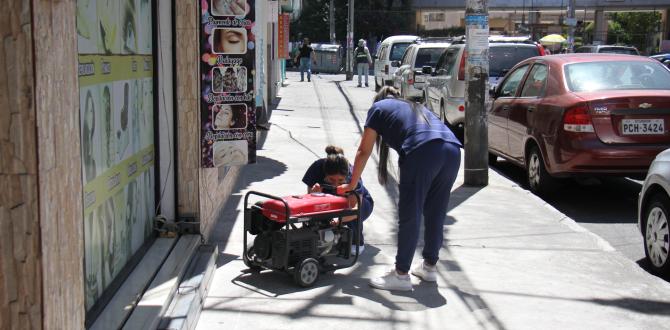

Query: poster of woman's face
[213,103,247,130]
[212,66,247,93]
[211,0,248,16]
[80,86,102,184]
[212,28,247,54]
[212,140,248,167]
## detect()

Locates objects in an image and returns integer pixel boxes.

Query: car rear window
[565,61,670,92]
[598,47,639,55]
[414,48,447,68]
[390,43,411,61]
[489,46,540,77]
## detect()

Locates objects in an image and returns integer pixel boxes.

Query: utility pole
[567,0,576,52]
[329,0,336,44]
[345,0,354,80]
[464,0,489,186]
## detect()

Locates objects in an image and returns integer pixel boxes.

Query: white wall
[157,0,175,220]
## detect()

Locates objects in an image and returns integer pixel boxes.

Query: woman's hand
[309,183,322,193]
[336,183,354,196]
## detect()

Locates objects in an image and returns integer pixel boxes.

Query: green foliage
[607,12,661,51]
[290,0,414,44]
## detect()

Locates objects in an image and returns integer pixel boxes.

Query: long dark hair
[373,86,429,185]
[323,145,349,176]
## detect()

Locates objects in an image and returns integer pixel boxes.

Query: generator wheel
[245,246,262,272]
[294,258,319,287]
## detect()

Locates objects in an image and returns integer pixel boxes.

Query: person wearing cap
[354,39,373,87]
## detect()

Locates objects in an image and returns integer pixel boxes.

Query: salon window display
[212,66,247,93]
[211,0,248,16]
[212,28,247,54]
[200,0,256,167]
[213,103,247,130]
[212,140,248,167]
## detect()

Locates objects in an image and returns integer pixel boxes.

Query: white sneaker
[369,269,412,291]
[411,261,437,282]
[350,244,365,255]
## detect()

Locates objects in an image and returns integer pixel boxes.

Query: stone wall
[176,0,201,218]
[0,1,42,329]
[33,0,85,328]
[175,0,243,238]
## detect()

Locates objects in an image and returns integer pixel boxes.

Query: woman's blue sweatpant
[395,140,461,273]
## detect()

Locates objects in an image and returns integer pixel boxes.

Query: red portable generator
[243,188,362,287]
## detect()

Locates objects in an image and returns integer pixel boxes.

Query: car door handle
[527,106,536,112]
[502,105,510,111]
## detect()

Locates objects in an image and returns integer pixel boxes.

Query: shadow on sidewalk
[208,156,288,264]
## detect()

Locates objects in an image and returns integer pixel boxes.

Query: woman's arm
[338,127,377,193]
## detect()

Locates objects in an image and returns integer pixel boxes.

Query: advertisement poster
[200,0,257,167]
[76,0,155,311]
[278,13,290,59]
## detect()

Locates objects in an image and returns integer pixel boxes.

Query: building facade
[0,0,287,328]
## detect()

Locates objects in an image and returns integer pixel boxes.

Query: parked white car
[392,42,451,101]
[638,148,670,276]
[374,35,418,91]
[424,36,546,129]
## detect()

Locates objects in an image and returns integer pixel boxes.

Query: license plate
[621,119,665,135]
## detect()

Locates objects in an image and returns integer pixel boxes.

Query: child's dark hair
[323,145,349,176]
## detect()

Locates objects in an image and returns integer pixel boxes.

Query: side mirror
[372,54,378,59]
[489,85,498,98]
[391,60,400,68]
[421,66,433,75]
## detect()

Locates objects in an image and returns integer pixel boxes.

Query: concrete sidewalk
[195,72,670,330]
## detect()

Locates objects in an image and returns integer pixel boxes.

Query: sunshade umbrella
[539,34,567,44]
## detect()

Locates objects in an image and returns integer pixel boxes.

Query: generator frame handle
[243,191,291,269]
[332,190,362,270]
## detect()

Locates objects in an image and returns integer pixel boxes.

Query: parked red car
[488,54,670,194]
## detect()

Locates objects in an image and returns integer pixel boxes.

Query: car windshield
[414,48,447,68]
[390,43,411,61]
[564,61,670,92]
[599,47,638,55]
[489,46,539,77]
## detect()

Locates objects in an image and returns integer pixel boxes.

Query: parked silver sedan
[638,148,670,275]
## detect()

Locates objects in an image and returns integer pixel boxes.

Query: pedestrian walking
[355,39,372,87]
[337,86,462,291]
[302,145,374,254]
[294,38,316,82]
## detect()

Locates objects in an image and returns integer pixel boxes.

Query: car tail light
[385,64,389,75]
[458,105,465,112]
[408,71,414,85]
[458,50,467,81]
[563,105,594,133]
[537,44,546,56]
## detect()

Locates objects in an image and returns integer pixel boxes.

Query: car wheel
[294,258,320,287]
[643,193,670,275]
[526,146,555,195]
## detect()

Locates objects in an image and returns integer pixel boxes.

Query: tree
[290,0,414,45]
[607,12,661,53]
